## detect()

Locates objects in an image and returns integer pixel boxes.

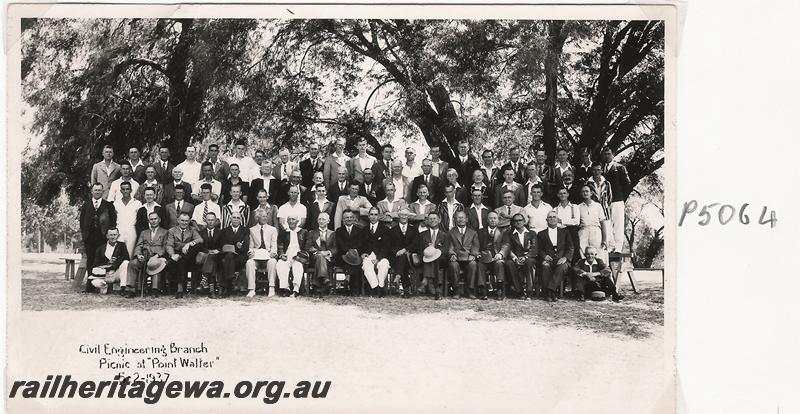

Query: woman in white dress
[112,181,142,259]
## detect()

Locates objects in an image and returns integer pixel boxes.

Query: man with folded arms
[335,209,367,296]
[219,211,249,297]
[305,212,337,298]
[572,246,624,302]
[387,209,419,298]
[361,207,391,297]
[88,227,130,294]
[377,182,407,228]
[537,210,574,302]
[500,213,537,300]
[494,191,524,230]
[125,211,168,297]
[418,212,450,300]
[447,210,479,299]
[165,212,203,298]
[408,185,436,231]
[243,208,278,298]
[276,215,307,298]
[477,211,505,300]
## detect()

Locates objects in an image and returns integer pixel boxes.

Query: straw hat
[146,256,168,275]
[422,245,442,263]
[590,291,607,301]
[252,248,270,261]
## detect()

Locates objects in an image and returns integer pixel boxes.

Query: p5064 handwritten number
[679,201,777,228]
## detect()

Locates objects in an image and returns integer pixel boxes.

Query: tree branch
[363,77,397,118]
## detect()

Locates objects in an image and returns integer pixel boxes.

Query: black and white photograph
[6,4,675,413]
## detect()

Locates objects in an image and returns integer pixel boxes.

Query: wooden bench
[61,257,77,280]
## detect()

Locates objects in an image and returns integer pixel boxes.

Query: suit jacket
[453,155,480,186]
[376,198,408,227]
[249,223,279,255]
[575,163,593,185]
[327,180,350,203]
[494,182,525,207]
[90,160,121,197]
[430,160,449,178]
[500,161,527,184]
[277,228,308,256]
[299,157,325,189]
[411,175,443,204]
[165,226,203,257]
[437,200,465,232]
[417,228,450,264]
[273,161,299,183]
[200,226,224,252]
[220,179,250,205]
[80,199,117,242]
[334,225,366,260]
[133,226,169,257]
[479,166,502,189]
[130,162,148,184]
[466,205,491,230]
[447,227,480,260]
[162,181,194,205]
[220,226,250,256]
[207,158,230,182]
[371,159,394,184]
[164,199,196,228]
[494,205,525,228]
[92,241,130,271]
[478,226,505,256]
[134,181,164,205]
[347,155,377,184]
[323,154,350,187]
[601,162,631,202]
[536,227,574,264]
[248,177,281,209]
[358,181,385,206]
[135,205,168,234]
[152,160,176,185]
[572,258,612,277]
[501,228,538,260]
[306,199,335,231]
[305,228,337,257]
[468,183,494,209]
[387,223,419,258]
[363,222,391,260]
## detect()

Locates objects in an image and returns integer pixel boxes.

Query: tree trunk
[164,19,197,158]
[542,21,566,162]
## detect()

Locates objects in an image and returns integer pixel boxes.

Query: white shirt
[192,200,221,227]
[523,201,552,233]
[547,227,558,246]
[192,178,222,199]
[104,243,116,261]
[106,178,140,203]
[392,176,407,197]
[129,159,145,171]
[174,160,202,184]
[113,198,141,236]
[345,225,354,234]
[356,154,376,171]
[471,205,486,229]
[286,229,301,256]
[92,198,102,209]
[226,155,258,182]
[399,223,408,234]
[579,201,606,228]
[430,160,444,177]
[514,229,527,246]
[445,200,460,230]
[402,162,422,179]
[369,223,379,233]
[555,203,580,227]
[277,202,308,228]
[144,202,160,215]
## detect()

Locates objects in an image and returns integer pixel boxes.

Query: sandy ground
[9,298,670,414]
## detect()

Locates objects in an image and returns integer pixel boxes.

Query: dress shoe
[290,291,298,298]
[208,284,217,299]
[576,292,585,302]
[612,293,625,302]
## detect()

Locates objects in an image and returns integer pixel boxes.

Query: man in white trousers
[275,215,307,298]
[361,207,392,297]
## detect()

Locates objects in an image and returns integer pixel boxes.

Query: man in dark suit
[206,144,230,182]
[371,144,395,184]
[572,246,624,302]
[479,149,502,190]
[276,170,307,206]
[198,212,224,298]
[536,210,574,302]
[127,147,148,184]
[304,212,337,297]
[219,163,250,206]
[358,168,385,206]
[362,207,392,296]
[162,169,194,206]
[411,159,443,204]
[87,227,130,293]
[387,209,419,297]
[327,166,350,203]
[219,211,250,296]
[334,209,366,296]
[165,212,203,298]
[306,184,335,231]
[299,142,325,189]
[452,140,480,187]
[152,145,176,185]
[417,212,450,300]
[500,213,538,299]
[135,187,168,234]
[447,211,480,299]
[558,170,583,205]
[467,188,491,230]
[248,161,281,209]
[501,146,527,185]
[164,185,195,228]
[80,183,118,292]
[477,211,505,300]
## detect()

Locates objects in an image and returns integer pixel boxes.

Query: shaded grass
[22,273,663,340]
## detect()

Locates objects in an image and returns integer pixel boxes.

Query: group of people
[80,138,629,302]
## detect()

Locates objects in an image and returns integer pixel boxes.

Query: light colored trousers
[362,253,390,289]
[609,201,626,251]
[276,259,304,292]
[118,229,136,259]
[246,258,277,290]
[579,226,609,264]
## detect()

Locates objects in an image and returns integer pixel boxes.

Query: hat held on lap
[343,249,362,266]
[422,245,442,263]
[146,256,168,275]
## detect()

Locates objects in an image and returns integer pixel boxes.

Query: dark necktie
[180,229,185,242]
[177,201,181,212]
[208,229,213,239]
[260,226,266,249]
[507,206,511,215]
